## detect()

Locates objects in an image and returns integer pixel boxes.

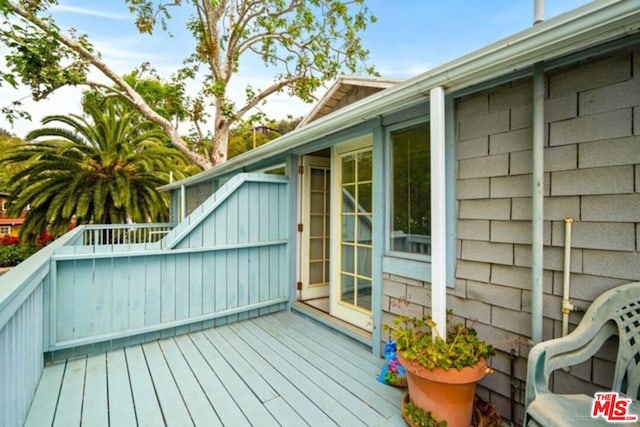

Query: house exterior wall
[0,193,26,237]
[381,44,640,423]
[186,182,215,216]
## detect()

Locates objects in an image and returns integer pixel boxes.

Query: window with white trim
[0,226,11,235]
[389,121,431,255]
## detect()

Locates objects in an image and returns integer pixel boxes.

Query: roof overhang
[297,76,402,127]
[160,0,640,191]
[0,218,24,226]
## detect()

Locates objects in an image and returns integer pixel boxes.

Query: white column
[430,86,447,340]
[180,184,186,222]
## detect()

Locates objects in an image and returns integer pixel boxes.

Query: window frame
[384,117,432,263]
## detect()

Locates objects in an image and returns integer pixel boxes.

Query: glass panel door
[330,136,373,330]
[299,156,330,300]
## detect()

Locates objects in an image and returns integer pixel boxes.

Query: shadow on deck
[25,311,405,427]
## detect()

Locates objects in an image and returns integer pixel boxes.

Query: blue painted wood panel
[0,281,44,427]
[48,174,290,351]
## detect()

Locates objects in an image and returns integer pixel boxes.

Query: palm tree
[0,104,190,241]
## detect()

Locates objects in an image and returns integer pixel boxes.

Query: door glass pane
[341,244,355,274]
[310,215,324,236]
[310,238,323,259]
[309,262,324,283]
[311,193,324,212]
[341,215,355,242]
[357,215,372,244]
[356,278,372,310]
[310,169,325,190]
[357,246,372,277]
[357,183,372,213]
[342,155,355,183]
[342,185,356,212]
[341,274,355,304]
[358,152,372,181]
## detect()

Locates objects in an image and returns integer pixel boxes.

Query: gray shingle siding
[382,43,640,424]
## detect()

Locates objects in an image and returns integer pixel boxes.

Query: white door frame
[298,155,331,300]
[330,135,374,330]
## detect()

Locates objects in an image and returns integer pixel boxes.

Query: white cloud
[51,5,132,21]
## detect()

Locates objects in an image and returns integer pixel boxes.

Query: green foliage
[403,398,447,427]
[0,9,92,100]
[0,132,23,191]
[81,67,188,127]
[388,314,495,370]
[0,104,192,241]
[0,243,39,267]
[0,0,377,167]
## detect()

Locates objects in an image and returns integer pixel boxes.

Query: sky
[0,0,593,139]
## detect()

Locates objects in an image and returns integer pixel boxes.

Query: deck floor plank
[141,341,194,426]
[157,338,222,426]
[253,315,402,422]
[271,312,382,370]
[172,334,252,427]
[81,353,109,427]
[201,327,278,403]
[188,332,279,427]
[105,349,137,427]
[215,324,339,427]
[263,396,310,427]
[124,345,165,427]
[237,320,378,426]
[24,361,66,427]
[28,311,407,427]
[260,314,404,409]
[52,357,86,427]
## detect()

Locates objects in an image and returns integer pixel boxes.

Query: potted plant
[388,314,495,427]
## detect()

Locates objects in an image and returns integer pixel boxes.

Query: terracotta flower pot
[397,351,489,427]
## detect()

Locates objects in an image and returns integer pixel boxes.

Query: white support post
[430,86,447,340]
[180,184,186,222]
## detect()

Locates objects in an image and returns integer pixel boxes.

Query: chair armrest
[525,320,617,410]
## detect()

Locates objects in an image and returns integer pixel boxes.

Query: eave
[160,0,640,191]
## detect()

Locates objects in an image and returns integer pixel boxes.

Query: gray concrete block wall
[381,44,640,425]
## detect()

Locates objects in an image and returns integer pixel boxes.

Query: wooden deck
[24,312,405,426]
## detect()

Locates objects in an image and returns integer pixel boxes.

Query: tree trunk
[211,120,230,166]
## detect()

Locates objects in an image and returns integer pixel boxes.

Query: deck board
[158,338,221,426]
[24,361,65,427]
[52,358,85,427]
[260,314,402,410]
[26,311,405,426]
[253,316,399,422]
[125,345,165,427]
[188,332,279,427]
[105,349,137,427]
[172,335,251,427]
[82,354,109,427]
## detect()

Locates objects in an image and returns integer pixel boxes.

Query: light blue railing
[0,227,84,427]
[64,223,174,247]
[0,173,290,427]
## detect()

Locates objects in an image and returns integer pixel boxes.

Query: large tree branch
[4,1,213,169]
[199,0,226,80]
[234,76,300,120]
[228,0,303,69]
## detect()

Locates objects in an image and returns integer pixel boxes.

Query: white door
[330,136,373,330]
[299,156,331,300]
